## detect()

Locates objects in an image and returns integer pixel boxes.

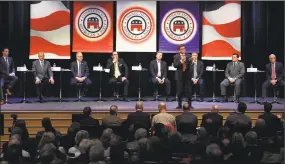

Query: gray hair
[245,131,258,145]
[269,54,276,58]
[89,145,105,162]
[79,139,94,154]
[134,128,148,140]
[75,130,89,146]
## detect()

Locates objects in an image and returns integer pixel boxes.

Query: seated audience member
[68,130,89,155]
[225,102,252,134]
[89,144,106,164]
[258,102,283,137]
[201,105,223,138]
[79,106,100,128]
[109,134,127,164]
[100,128,114,150]
[151,102,176,128]
[60,122,80,152]
[252,118,267,139]
[204,143,224,164]
[260,137,283,164]
[3,139,25,164]
[176,103,197,133]
[227,132,246,164]
[102,105,122,128]
[126,101,151,130]
[244,131,263,164]
[193,127,209,158]
[39,143,63,164]
[36,117,62,144]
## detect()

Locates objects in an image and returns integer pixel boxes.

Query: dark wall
[0,1,283,98]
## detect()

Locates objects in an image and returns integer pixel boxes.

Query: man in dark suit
[220,53,245,102]
[201,105,223,137]
[0,48,18,96]
[0,48,10,104]
[32,52,54,102]
[126,101,151,130]
[70,52,92,96]
[102,105,122,128]
[149,52,171,101]
[106,51,129,101]
[175,103,198,133]
[79,106,100,128]
[187,52,205,102]
[224,102,252,135]
[173,44,192,109]
[258,102,282,137]
[262,54,284,101]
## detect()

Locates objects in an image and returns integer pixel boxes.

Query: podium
[206,66,224,102]
[132,65,147,101]
[93,66,107,102]
[17,67,32,103]
[247,68,264,104]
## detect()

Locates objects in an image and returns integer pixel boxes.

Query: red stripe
[202,40,241,57]
[31,11,70,31]
[203,17,240,37]
[225,0,240,4]
[30,36,70,56]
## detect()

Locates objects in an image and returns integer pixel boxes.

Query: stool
[229,83,237,102]
[153,83,163,101]
[4,81,12,104]
[192,85,201,102]
[272,85,282,104]
[75,83,84,102]
[111,81,122,101]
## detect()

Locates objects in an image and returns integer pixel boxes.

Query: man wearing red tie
[262,54,284,102]
[173,44,192,109]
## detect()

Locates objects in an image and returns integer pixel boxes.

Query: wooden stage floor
[1,97,284,113]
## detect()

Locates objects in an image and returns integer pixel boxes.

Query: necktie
[233,62,235,68]
[271,63,275,80]
[114,62,120,78]
[182,55,186,72]
[194,62,197,78]
[40,61,44,72]
[5,57,9,74]
[78,63,81,77]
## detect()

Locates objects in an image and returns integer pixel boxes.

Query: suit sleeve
[150,61,156,78]
[225,63,230,78]
[32,61,38,79]
[122,59,129,78]
[47,62,53,78]
[11,58,15,73]
[265,64,271,80]
[163,62,167,78]
[173,55,182,69]
[235,63,245,79]
[198,61,204,79]
[277,63,284,81]
[85,62,89,78]
[70,62,77,78]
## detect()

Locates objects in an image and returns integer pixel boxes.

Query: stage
[1,97,284,113]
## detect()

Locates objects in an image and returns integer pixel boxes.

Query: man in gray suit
[32,52,54,102]
[220,53,245,102]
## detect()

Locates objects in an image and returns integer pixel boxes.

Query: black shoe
[223,96,228,102]
[236,96,240,103]
[200,98,204,102]
[166,97,170,102]
[123,96,129,102]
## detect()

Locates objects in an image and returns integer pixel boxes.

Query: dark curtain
[0,1,283,98]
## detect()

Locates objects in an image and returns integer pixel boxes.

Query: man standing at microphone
[173,44,193,109]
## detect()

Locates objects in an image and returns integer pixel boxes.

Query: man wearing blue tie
[0,48,18,97]
[70,52,92,96]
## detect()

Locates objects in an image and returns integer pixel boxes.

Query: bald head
[183,103,190,111]
[211,105,220,112]
[158,102,166,112]
[38,52,45,61]
[135,101,143,111]
[76,52,83,62]
[110,105,118,115]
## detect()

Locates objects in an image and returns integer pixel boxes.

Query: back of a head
[89,145,105,162]
[197,127,207,140]
[206,144,223,164]
[168,131,182,145]
[39,144,56,164]
[255,118,266,129]
[83,106,92,117]
[75,130,90,146]
[245,131,257,145]
[237,102,247,113]
[135,101,143,111]
[134,128,147,140]
[42,117,53,131]
[158,102,166,112]
[14,119,29,139]
[212,105,219,113]
[67,122,81,137]
[79,139,94,154]
[38,132,56,149]
[183,103,190,111]
[231,132,245,149]
[264,102,272,113]
[100,128,113,148]
[109,105,118,115]
[10,127,23,139]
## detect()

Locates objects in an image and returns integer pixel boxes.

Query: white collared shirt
[157,60,161,77]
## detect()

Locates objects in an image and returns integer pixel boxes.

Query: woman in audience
[227,132,246,164]
[36,117,62,145]
[61,122,81,152]
[244,131,263,164]
[68,130,89,156]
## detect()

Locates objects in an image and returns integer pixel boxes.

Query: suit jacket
[225,112,252,131]
[102,115,122,128]
[0,57,9,78]
[187,60,204,79]
[201,112,223,136]
[32,60,53,80]
[126,111,151,129]
[79,116,100,128]
[106,58,129,78]
[225,61,245,79]
[176,112,198,128]
[173,53,191,80]
[0,56,15,74]
[70,60,89,78]
[149,60,168,79]
[265,62,284,81]
[258,112,282,136]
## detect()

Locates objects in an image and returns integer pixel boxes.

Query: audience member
[60,122,80,152]
[126,101,151,130]
[176,103,198,133]
[201,105,223,138]
[102,105,122,128]
[258,102,283,137]
[36,117,62,145]
[151,102,176,128]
